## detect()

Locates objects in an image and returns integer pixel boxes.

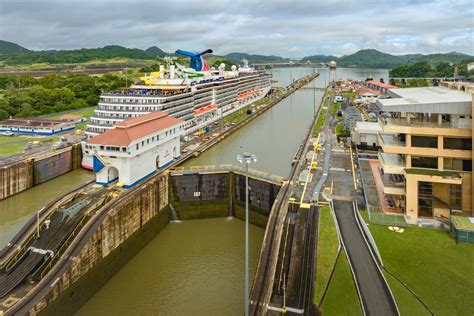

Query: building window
[412,156,437,169]
[449,184,462,210]
[136,144,139,150]
[444,137,472,150]
[412,136,437,148]
[444,158,472,172]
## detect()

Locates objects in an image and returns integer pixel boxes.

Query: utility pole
[237,152,257,316]
[124,67,129,87]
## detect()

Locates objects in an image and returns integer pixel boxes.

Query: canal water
[77,218,264,316]
[0,67,388,314]
[0,169,94,248]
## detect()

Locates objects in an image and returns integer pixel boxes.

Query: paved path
[333,200,398,315]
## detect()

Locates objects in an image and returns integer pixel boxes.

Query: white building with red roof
[86,111,184,187]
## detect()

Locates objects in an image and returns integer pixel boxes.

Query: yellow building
[376,87,472,224]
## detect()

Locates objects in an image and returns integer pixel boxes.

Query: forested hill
[0,43,167,65]
[224,52,290,64]
[302,49,473,69]
[0,40,29,55]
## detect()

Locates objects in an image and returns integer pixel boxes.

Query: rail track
[249,77,324,315]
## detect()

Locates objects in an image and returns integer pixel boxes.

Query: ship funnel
[159,65,164,78]
[170,65,175,79]
[175,49,213,71]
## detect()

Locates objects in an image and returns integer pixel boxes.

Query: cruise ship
[81,49,272,169]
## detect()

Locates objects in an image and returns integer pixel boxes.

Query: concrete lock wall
[0,160,33,200]
[34,173,170,316]
[170,172,281,225]
[170,172,230,219]
[0,144,82,200]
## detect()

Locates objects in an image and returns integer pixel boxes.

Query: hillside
[0,44,163,65]
[0,40,29,55]
[337,49,405,68]
[224,52,289,64]
[301,49,473,69]
[145,46,166,56]
[301,54,338,64]
[401,52,472,64]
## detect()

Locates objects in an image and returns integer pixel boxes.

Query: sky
[0,0,473,58]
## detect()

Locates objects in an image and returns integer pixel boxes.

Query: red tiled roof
[367,81,398,89]
[87,112,183,147]
[356,87,381,95]
[60,114,83,121]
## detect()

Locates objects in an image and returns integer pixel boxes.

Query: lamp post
[237,152,257,316]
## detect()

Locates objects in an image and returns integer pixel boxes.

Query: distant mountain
[224,52,289,64]
[401,52,472,64]
[337,49,405,68]
[0,40,29,55]
[145,46,166,56]
[0,45,160,65]
[301,54,338,64]
[301,49,473,69]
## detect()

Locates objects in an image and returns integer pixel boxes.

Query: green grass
[384,272,431,316]
[314,109,327,133]
[0,135,59,157]
[314,206,339,304]
[320,252,363,316]
[44,106,96,130]
[405,168,460,178]
[368,223,474,315]
[335,122,344,135]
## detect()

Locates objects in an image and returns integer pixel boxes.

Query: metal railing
[170,164,285,185]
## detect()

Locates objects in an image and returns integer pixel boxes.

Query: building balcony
[378,116,471,137]
[379,152,405,174]
[377,133,406,151]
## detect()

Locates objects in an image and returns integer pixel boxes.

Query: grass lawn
[335,122,344,135]
[44,106,96,130]
[367,223,474,315]
[384,272,431,316]
[320,252,362,316]
[314,206,339,304]
[0,135,59,157]
[314,108,327,133]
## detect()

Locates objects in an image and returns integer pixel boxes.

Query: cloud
[0,0,472,58]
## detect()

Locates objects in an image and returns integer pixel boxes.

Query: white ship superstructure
[82,51,272,169]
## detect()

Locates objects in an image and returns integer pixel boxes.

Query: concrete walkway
[333,200,398,315]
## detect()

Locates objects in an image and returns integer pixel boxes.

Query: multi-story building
[376,87,472,224]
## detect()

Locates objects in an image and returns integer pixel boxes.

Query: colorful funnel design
[175,49,213,71]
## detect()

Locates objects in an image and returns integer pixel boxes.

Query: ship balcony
[378,152,405,175]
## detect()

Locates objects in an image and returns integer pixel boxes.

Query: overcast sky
[0,0,472,58]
